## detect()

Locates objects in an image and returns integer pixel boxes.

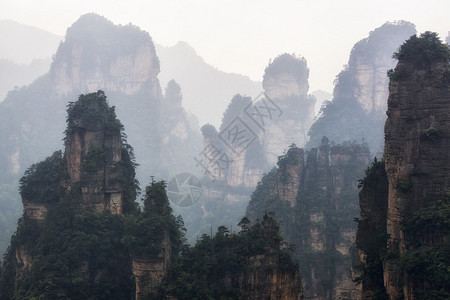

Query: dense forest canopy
[263,53,309,84]
[164,215,300,299]
[393,31,450,65]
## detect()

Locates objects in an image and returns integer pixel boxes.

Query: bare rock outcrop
[51,13,160,98]
[262,53,315,165]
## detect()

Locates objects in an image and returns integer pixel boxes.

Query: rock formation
[0,92,181,300]
[262,53,316,165]
[165,215,304,300]
[160,79,202,176]
[0,92,135,298]
[180,54,315,244]
[356,160,389,299]
[64,91,135,213]
[356,32,450,299]
[0,92,302,299]
[235,216,304,300]
[0,13,161,185]
[308,21,416,154]
[0,13,201,255]
[246,138,371,299]
[50,14,160,98]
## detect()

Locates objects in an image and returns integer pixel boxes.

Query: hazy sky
[1,0,449,93]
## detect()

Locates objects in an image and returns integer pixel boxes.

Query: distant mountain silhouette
[0,58,51,101]
[0,20,61,64]
[0,20,61,101]
[156,41,262,127]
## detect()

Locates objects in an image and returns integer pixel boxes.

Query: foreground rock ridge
[357,32,450,299]
[0,91,303,299]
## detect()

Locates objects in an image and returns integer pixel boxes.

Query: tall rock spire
[357,32,450,299]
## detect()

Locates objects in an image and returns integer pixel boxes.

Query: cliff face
[263,71,309,100]
[349,55,393,113]
[0,92,137,299]
[0,13,203,256]
[307,21,416,153]
[234,217,304,300]
[164,215,304,300]
[262,53,315,165]
[384,35,450,299]
[184,54,315,246]
[246,138,371,299]
[346,21,418,114]
[0,92,184,300]
[355,160,389,299]
[64,91,133,213]
[0,12,164,182]
[30,91,134,216]
[51,14,160,98]
[357,32,450,299]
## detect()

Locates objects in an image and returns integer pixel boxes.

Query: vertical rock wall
[357,33,450,299]
[51,14,160,99]
[383,56,450,299]
[247,139,371,299]
[65,91,129,213]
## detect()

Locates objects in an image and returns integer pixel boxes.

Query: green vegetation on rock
[164,215,299,299]
[264,53,309,84]
[393,31,450,66]
[19,151,65,203]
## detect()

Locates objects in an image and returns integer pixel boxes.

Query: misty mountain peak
[263,53,310,99]
[50,13,160,97]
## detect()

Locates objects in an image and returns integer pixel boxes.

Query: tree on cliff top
[163,216,299,299]
[263,53,309,83]
[393,31,450,66]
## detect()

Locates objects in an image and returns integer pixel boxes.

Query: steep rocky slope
[0,13,201,255]
[308,21,416,154]
[262,54,316,165]
[176,53,315,244]
[1,91,303,300]
[0,92,181,299]
[0,13,162,181]
[246,139,370,299]
[356,32,450,299]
